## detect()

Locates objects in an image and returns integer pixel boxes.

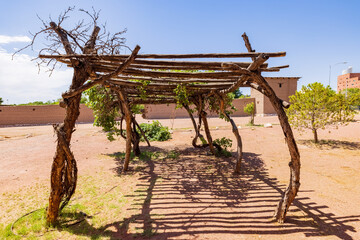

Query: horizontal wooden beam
[94,66,245,79]
[107,79,232,89]
[39,51,286,60]
[61,45,140,99]
[131,99,177,105]
[92,75,237,84]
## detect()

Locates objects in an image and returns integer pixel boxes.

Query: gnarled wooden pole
[183,103,206,148]
[118,90,133,172]
[195,96,216,154]
[252,73,300,223]
[218,96,243,173]
[46,23,99,225]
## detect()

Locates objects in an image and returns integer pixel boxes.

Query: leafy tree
[0,97,3,105]
[330,92,356,123]
[286,82,355,143]
[244,102,255,125]
[341,88,360,107]
[233,88,243,99]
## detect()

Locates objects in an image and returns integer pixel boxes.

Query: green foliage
[84,86,145,142]
[330,92,356,122]
[138,121,171,141]
[286,82,355,143]
[213,137,233,157]
[239,94,251,99]
[17,100,59,106]
[244,102,255,125]
[173,84,191,108]
[131,79,151,100]
[208,92,237,121]
[84,86,121,141]
[233,88,243,99]
[0,97,3,105]
[340,88,360,107]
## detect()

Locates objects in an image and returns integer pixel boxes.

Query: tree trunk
[225,112,242,173]
[252,74,300,223]
[47,71,87,225]
[183,104,205,148]
[218,96,243,173]
[201,110,216,155]
[132,120,141,156]
[123,108,132,171]
[313,129,318,143]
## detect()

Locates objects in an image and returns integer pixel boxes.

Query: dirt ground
[0,114,360,239]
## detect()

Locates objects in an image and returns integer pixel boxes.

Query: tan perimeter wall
[0,104,94,126]
[143,98,255,119]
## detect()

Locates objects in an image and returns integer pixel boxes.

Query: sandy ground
[0,115,360,239]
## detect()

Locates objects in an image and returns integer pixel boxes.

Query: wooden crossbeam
[39,51,286,59]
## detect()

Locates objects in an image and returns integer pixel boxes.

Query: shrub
[213,137,233,157]
[139,120,171,142]
[244,102,255,125]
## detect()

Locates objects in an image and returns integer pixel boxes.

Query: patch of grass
[0,170,142,239]
[245,123,264,127]
[165,150,180,160]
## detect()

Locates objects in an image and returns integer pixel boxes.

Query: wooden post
[46,22,99,225]
[219,97,243,173]
[132,119,141,156]
[183,103,205,148]
[252,73,300,223]
[195,96,215,154]
[118,90,133,171]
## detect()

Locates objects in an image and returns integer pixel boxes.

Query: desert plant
[213,137,233,157]
[138,121,171,142]
[244,102,255,125]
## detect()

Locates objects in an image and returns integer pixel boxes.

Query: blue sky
[0,0,359,104]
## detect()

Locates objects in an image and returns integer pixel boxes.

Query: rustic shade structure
[40,24,300,225]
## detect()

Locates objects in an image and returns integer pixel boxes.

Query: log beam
[62,45,140,99]
[39,51,286,60]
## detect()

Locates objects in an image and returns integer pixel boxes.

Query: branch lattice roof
[40,49,289,104]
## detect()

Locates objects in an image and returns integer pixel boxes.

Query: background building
[251,77,300,115]
[337,68,360,92]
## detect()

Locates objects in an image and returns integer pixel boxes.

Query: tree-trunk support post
[239,33,300,223]
[118,90,133,172]
[218,95,243,174]
[46,21,101,225]
[183,103,205,148]
[196,96,215,155]
[252,73,300,223]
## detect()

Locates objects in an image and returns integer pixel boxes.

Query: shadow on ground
[298,139,360,150]
[63,146,360,239]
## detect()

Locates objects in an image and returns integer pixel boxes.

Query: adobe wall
[143,98,255,119]
[251,77,298,115]
[0,104,94,126]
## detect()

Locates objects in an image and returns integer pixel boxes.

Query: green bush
[244,102,255,125]
[213,137,233,157]
[139,121,171,141]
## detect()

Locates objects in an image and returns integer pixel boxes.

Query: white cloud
[0,47,73,104]
[0,35,32,44]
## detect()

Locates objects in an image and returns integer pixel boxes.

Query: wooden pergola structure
[40,21,300,226]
